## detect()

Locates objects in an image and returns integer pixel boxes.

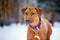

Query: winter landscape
[0,22,60,40]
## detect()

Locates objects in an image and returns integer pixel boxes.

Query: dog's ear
[35,8,43,16]
[21,8,27,14]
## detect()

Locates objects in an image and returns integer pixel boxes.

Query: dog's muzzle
[26,19,30,24]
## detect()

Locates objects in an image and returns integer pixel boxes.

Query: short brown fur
[21,7,52,40]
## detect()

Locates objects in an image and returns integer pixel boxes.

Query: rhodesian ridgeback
[21,7,52,40]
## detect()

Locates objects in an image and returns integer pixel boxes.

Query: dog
[21,7,52,40]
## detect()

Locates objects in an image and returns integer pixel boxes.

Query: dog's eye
[31,13,35,16]
[25,13,28,15]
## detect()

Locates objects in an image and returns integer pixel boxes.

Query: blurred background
[0,0,60,40]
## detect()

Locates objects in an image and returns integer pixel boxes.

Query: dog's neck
[29,18,41,30]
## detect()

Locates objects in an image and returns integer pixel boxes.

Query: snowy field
[0,22,60,40]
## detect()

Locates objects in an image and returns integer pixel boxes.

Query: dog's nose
[26,19,30,24]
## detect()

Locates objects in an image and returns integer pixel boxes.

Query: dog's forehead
[25,7,37,12]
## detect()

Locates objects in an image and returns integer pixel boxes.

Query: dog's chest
[34,35,40,40]
[33,30,41,40]
[33,29,47,40]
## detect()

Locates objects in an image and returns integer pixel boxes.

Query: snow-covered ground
[0,22,60,40]
[51,22,60,40]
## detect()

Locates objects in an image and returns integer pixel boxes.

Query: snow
[0,22,60,40]
[0,24,27,40]
[51,22,60,40]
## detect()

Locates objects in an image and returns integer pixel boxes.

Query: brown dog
[21,7,52,40]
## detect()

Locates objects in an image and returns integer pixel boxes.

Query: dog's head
[21,7,43,24]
